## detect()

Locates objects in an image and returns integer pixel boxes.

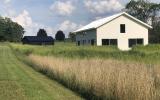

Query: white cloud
[1,0,16,17]
[84,0,123,14]
[3,0,11,4]
[12,10,54,37]
[50,1,75,16]
[13,10,32,27]
[57,20,82,36]
[58,20,82,32]
[95,16,103,20]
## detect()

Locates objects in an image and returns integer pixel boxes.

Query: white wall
[76,29,96,45]
[97,15,149,50]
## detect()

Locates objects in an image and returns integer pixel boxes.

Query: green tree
[55,30,65,41]
[125,0,151,23]
[0,16,24,42]
[68,32,76,42]
[0,17,7,41]
[37,29,48,37]
[125,0,160,43]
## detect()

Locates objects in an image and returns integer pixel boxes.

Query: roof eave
[73,12,152,33]
[73,28,96,33]
[123,12,153,29]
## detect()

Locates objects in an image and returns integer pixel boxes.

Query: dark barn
[22,36,54,45]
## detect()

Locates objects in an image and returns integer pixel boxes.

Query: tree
[69,32,76,42]
[0,16,24,42]
[37,29,48,37]
[125,0,160,23]
[55,30,65,41]
[125,0,160,43]
[126,0,151,23]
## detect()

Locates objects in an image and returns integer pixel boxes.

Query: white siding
[76,29,96,45]
[97,15,149,50]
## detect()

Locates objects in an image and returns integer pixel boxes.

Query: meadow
[0,44,83,100]
[10,42,160,100]
[10,42,160,63]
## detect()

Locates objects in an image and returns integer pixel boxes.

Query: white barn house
[73,12,152,50]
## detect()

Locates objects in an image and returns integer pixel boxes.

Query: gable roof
[74,12,152,33]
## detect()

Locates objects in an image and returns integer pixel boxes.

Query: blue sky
[0,0,160,37]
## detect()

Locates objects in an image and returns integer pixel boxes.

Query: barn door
[77,41,80,46]
[91,39,95,46]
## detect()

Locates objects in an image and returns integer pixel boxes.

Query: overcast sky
[0,0,160,37]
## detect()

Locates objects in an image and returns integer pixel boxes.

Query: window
[137,39,143,44]
[83,32,87,37]
[110,39,118,45]
[120,24,125,33]
[129,39,136,48]
[102,39,109,45]
[129,39,143,47]
[102,39,117,46]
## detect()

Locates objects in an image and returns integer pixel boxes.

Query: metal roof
[22,36,54,42]
[74,12,152,33]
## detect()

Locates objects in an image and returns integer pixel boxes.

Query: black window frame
[110,39,118,45]
[129,38,144,48]
[120,24,126,33]
[102,39,117,46]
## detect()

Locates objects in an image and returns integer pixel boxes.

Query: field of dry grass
[28,54,160,100]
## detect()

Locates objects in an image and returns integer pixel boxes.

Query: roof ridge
[73,12,152,33]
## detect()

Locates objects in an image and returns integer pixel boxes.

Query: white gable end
[97,15,149,50]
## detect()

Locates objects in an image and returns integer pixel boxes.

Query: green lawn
[0,44,83,100]
[10,42,160,64]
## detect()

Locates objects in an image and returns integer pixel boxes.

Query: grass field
[9,42,160,100]
[10,42,160,64]
[0,44,83,100]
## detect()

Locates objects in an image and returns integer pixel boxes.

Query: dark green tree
[55,30,65,41]
[125,0,151,23]
[0,17,24,42]
[0,17,6,41]
[125,0,160,43]
[37,29,48,37]
[68,32,76,42]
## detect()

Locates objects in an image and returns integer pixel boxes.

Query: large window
[129,39,143,47]
[120,24,125,33]
[102,39,117,46]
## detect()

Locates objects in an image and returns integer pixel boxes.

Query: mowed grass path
[0,44,83,100]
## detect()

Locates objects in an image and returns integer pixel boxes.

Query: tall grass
[28,55,158,100]
[10,43,160,64]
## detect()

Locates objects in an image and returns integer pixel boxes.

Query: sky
[0,0,160,37]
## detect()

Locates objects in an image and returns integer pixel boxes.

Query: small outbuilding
[73,12,152,50]
[22,36,54,45]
